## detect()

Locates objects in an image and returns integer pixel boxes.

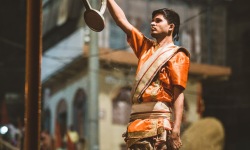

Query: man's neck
[156,37,173,47]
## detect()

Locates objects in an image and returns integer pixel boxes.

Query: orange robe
[125,28,190,148]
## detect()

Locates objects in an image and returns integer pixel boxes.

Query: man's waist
[130,111,171,121]
[131,101,172,114]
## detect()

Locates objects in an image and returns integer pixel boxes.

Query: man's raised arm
[107,0,133,36]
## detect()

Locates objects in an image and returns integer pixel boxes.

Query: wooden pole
[24,0,42,149]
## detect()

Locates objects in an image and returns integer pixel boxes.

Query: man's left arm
[170,86,184,149]
[167,50,190,149]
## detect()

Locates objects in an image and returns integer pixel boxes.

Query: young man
[107,0,190,149]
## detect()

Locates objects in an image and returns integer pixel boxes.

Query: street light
[0,126,8,135]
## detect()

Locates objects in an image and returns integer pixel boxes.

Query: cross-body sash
[131,44,181,104]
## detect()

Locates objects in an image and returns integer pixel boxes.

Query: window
[112,86,132,125]
[73,88,87,138]
[43,109,51,132]
[56,99,67,145]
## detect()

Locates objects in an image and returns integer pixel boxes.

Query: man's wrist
[172,125,181,134]
[173,122,181,130]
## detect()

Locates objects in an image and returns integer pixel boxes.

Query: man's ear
[169,23,175,31]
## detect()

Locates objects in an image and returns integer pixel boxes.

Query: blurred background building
[0,0,249,150]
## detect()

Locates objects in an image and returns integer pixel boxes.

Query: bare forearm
[107,0,126,23]
[173,92,184,131]
[107,0,132,34]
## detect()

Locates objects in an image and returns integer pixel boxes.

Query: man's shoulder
[175,46,190,58]
[131,27,154,43]
[168,46,190,63]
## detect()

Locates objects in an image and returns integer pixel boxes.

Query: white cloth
[131,101,171,113]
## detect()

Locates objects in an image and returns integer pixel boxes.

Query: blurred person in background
[40,130,54,150]
[64,125,79,150]
[107,0,190,149]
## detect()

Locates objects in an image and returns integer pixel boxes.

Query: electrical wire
[0,36,25,50]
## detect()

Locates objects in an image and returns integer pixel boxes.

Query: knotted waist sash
[126,110,172,148]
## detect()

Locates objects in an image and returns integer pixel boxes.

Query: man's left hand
[169,130,182,150]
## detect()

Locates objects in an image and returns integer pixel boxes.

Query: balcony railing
[0,138,19,150]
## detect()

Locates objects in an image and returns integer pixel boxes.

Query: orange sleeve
[127,27,150,58]
[167,51,190,89]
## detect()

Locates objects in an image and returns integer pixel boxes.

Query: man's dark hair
[152,8,180,41]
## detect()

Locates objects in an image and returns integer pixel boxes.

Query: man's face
[151,13,172,38]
